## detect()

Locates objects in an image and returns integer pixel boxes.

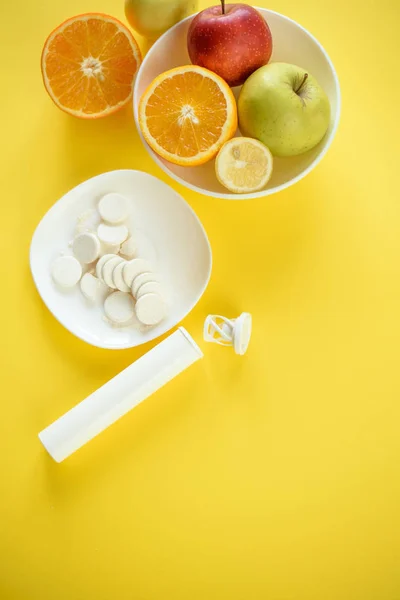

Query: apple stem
[295,73,308,94]
[221,0,225,14]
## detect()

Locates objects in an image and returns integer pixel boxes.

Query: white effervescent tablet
[135,293,167,326]
[102,256,124,289]
[51,256,82,288]
[99,243,120,257]
[123,258,151,288]
[131,272,157,297]
[80,273,102,301]
[137,280,164,299]
[112,260,130,292]
[104,292,135,325]
[98,193,129,224]
[96,254,116,281]
[76,208,100,234]
[72,232,100,264]
[120,236,136,259]
[97,223,129,246]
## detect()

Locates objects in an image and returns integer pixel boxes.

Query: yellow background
[1,0,399,598]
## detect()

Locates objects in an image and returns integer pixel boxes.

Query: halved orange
[41,13,141,119]
[138,66,238,166]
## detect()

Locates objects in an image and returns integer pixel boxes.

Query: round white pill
[131,272,157,297]
[80,273,101,301]
[96,254,116,281]
[102,256,124,289]
[72,232,100,264]
[104,292,135,325]
[123,258,151,288]
[135,293,167,326]
[98,193,129,224]
[137,280,164,299]
[99,243,120,256]
[120,235,136,259]
[97,223,129,246]
[112,260,130,292]
[51,256,82,288]
[75,208,100,235]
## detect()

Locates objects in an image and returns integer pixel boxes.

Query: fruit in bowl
[133,6,340,198]
[187,0,272,87]
[125,0,198,40]
[139,65,237,166]
[215,137,273,193]
[238,62,331,156]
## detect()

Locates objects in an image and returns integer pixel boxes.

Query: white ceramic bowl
[30,170,212,349]
[133,8,341,200]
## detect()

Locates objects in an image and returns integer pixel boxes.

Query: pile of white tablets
[50,192,167,328]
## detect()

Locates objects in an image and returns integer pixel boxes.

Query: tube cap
[203,313,252,355]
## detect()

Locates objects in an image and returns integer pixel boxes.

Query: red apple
[187,1,272,87]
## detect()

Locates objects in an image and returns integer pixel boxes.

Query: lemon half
[215,137,273,194]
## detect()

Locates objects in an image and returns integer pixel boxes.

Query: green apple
[238,62,331,157]
[125,0,197,40]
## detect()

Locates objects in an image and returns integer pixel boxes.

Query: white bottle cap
[203,313,252,355]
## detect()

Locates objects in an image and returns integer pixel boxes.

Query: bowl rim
[133,7,342,200]
[30,169,213,350]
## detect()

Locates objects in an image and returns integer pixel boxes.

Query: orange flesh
[42,16,140,117]
[144,71,230,158]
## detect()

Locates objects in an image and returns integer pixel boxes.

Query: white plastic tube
[39,328,203,462]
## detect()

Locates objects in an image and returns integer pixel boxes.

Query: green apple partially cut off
[125,0,197,40]
[238,62,331,157]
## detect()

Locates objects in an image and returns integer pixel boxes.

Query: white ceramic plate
[30,170,212,349]
[133,7,341,199]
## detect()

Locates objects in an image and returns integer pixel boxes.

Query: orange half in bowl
[138,65,238,167]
